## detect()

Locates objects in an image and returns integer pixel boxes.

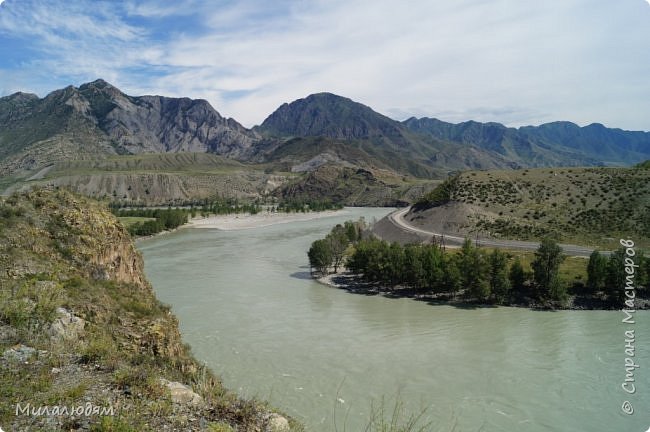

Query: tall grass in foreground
[363,397,432,432]
[333,391,434,432]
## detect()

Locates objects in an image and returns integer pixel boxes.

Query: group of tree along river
[112,198,342,236]
[308,220,650,309]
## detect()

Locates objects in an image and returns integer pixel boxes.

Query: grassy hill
[0,188,300,431]
[410,165,650,248]
[275,164,439,206]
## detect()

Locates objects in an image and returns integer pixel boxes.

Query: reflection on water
[138,208,650,432]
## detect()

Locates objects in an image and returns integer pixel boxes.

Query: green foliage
[89,417,139,432]
[80,332,118,365]
[113,198,266,236]
[458,239,491,300]
[403,245,425,288]
[308,239,333,274]
[432,167,650,247]
[277,198,343,213]
[0,201,25,222]
[113,208,189,236]
[386,242,407,286]
[508,258,526,294]
[532,238,566,302]
[309,219,367,275]
[327,225,350,273]
[442,254,462,298]
[414,174,459,209]
[362,396,431,432]
[206,422,235,432]
[0,279,64,334]
[635,159,650,169]
[586,251,608,292]
[344,220,362,243]
[489,249,511,303]
[347,238,451,294]
[605,249,627,302]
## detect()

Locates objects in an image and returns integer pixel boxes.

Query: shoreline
[187,208,347,230]
[133,209,348,240]
[316,270,650,311]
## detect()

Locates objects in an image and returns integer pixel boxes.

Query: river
[137,207,650,432]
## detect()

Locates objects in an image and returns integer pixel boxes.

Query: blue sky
[0,0,649,130]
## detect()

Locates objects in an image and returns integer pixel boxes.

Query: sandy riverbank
[188,209,348,230]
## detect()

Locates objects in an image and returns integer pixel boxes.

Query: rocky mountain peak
[1,92,39,103]
[258,92,406,141]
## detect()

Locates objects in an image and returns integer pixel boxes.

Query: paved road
[388,207,603,257]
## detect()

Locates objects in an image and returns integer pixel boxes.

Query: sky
[0,0,649,131]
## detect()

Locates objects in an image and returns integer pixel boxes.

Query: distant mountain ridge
[255,91,650,171]
[403,117,650,166]
[2,80,650,185]
[0,79,257,176]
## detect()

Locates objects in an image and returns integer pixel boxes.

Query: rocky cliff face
[0,189,297,431]
[77,80,259,156]
[41,190,150,288]
[0,80,259,177]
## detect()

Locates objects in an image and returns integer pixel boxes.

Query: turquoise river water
[138,207,650,432]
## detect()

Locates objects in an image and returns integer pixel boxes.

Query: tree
[458,238,490,300]
[509,258,526,293]
[404,245,425,288]
[327,225,349,273]
[308,239,333,275]
[344,220,360,243]
[420,244,445,291]
[489,249,511,303]
[532,238,566,301]
[605,248,627,302]
[586,250,608,293]
[386,242,406,286]
[347,239,371,276]
[442,254,462,299]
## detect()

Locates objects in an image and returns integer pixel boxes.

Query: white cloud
[133,0,650,130]
[1,0,650,131]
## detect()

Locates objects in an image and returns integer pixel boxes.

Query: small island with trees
[308,220,650,310]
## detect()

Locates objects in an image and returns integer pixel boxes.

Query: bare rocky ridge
[0,80,258,178]
[77,80,258,156]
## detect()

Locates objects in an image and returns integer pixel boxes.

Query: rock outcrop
[159,379,203,406]
[78,79,259,157]
[48,307,85,341]
[0,189,299,431]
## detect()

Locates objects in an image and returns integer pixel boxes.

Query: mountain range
[1,79,649,204]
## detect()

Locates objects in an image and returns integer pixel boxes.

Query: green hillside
[0,188,300,431]
[412,166,650,248]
